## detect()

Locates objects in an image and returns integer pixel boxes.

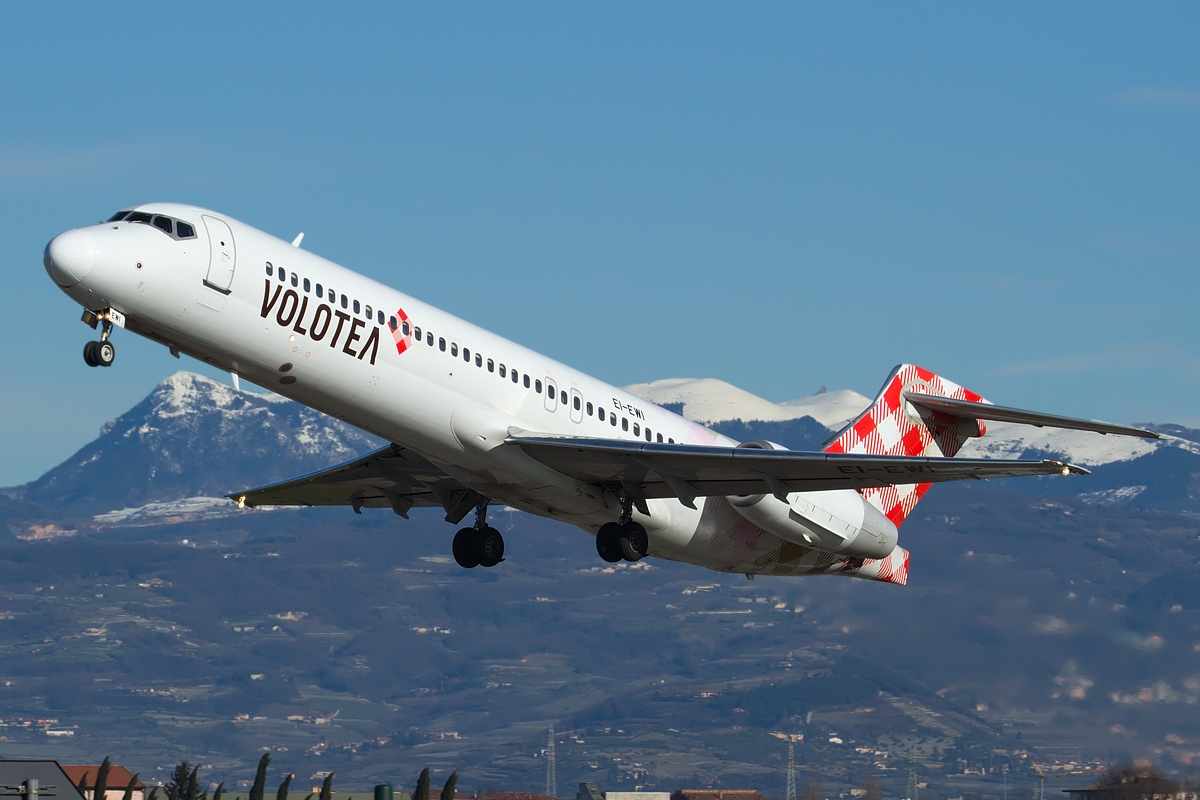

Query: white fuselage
[44,203,889,577]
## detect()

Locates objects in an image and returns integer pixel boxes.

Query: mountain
[5,373,382,521]
[3,371,1200,792]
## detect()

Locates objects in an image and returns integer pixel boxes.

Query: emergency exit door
[201,214,237,293]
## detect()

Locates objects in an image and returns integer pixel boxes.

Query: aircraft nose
[44,229,98,288]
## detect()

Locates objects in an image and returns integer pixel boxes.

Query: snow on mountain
[13,371,381,518]
[624,377,868,428]
[957,421,1191,466]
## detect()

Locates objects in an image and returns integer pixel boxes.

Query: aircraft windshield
[107,209,197,240]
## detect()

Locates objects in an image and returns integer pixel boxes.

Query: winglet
[291,232,304,248]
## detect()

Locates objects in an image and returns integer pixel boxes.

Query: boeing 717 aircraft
[42,203,1159,585]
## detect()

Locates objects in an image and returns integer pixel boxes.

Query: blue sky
[2,3,1197,485]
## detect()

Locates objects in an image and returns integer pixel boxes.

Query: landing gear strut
[83,316,116,368]
[452,503,505,569]
[596,492,649,563]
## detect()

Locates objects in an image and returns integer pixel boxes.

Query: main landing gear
[82,311,117,368]
[595,493,649,564]
[452,504,505,569]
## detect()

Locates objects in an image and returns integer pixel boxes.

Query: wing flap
[505,435,1086,500]
[905,392,1161,439]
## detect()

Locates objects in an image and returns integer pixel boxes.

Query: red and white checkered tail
[823,364,989,528]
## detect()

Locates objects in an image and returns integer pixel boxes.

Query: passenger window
[573,396,581,411]
[341,294,348,309]
[152,215,174,234]
[176,221,195,238]
[487,358,494,372]
[279,267,287,282]
[353,299,361,314]
[669,438,675,444]
[535,379,542,393]
[108,210,130,222]
[633,423,640,436]
[611,413,617,427]
[586,402,593,416]
[463,347,470,361]
[266,263,273,277]
[622,418,629,432]
[414,326,421,338]
[645,428,652,442]
[546,383,554,398]
[439,337,446,351]
[427,332,434,346]
[523,375,530,388]
[656,433,663,443]
[561,390,568,404]
[402,321,410,335]
[377,310,385,325]
[304,278,311,292]
[475,354,483,367]
[291,273,298,288]
[364,304,372,318]
[450,343,458,356]
[388,317,397,332]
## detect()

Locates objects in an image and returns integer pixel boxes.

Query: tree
[440,773,458,800]
[94,758,113,800]
[319,774,334,800]
[121,774,141,800]
[213,784,224,800]
[249,754,271,800]
[166,763,195,800]
[413,769,431,800]
[275,773,293,800]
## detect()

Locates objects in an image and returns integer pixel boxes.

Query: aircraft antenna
[546,723,557,798]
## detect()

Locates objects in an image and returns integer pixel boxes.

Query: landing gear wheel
[596,522,624,563]
[477,526,505,567]
[95,340,116,367]
[453,527,481,568]
[83,341,99,367]
[619,521,649,562]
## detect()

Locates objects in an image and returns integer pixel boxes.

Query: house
[0,760,87,800]
[61,765,144,800]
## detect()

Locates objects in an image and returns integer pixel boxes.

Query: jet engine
[726,441,898,559]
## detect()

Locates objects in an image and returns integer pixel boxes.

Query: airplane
[42,203,1160,585]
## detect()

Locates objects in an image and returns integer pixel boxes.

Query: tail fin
[824,364,989,527]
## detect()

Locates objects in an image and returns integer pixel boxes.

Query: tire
[96,340,116,367]
[620,521,649,562]
[595,522,624,563]
[477,526,505,567]
[83,341,99,367]
[452,527,480,568]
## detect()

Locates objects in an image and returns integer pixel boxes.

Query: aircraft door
[544,377,558,413]
[201,214,237,293]
[569,387,584,423]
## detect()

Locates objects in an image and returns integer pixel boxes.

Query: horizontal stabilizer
[904,392,1160,439]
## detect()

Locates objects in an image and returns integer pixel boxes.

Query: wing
[228,444,486,523]
[505,435,1086,505]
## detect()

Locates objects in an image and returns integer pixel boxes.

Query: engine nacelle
[726,441,898,559]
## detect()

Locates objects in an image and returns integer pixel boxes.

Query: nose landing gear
[82,310,120,368]
[452,503,505,569]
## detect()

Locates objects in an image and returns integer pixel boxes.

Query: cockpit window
[116,210,197,240]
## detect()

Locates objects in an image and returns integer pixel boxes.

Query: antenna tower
[786,737,797,800]
[546,724,557,798]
